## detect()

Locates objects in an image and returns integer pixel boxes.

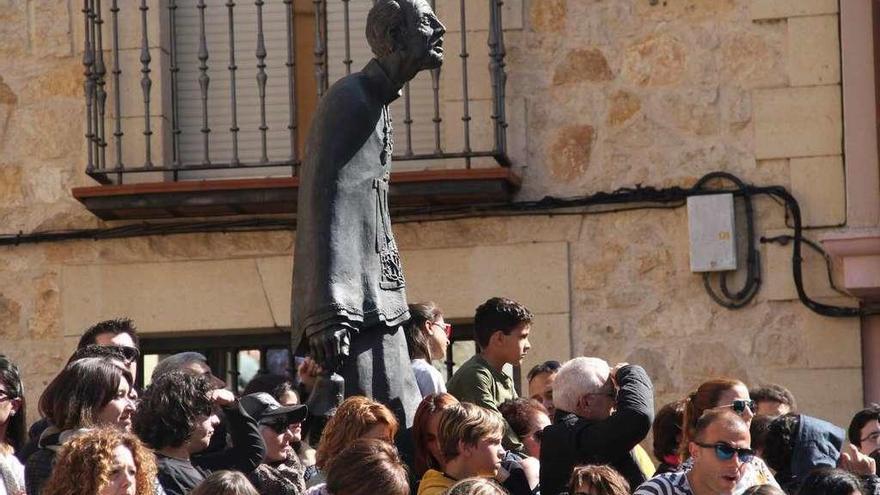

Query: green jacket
[446,354,523,451]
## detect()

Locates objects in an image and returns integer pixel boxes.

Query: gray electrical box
[687,194,737,272]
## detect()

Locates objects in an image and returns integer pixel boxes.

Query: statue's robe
[292,59,420,428]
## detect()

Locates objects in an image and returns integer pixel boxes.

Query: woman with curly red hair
[306,396,398,487]
[42,427,156,495]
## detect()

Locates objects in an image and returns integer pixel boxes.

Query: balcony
[72,0,520,220]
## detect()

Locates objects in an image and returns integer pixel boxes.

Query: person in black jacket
[539,357,654,495]
[133,371,266,495]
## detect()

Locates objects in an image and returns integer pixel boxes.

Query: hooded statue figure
[291,0,445,432]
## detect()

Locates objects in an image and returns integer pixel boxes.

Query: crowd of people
[1,297,879,495]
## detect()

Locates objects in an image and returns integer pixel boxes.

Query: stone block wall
[501,0,858,425]
[0,0,865,430]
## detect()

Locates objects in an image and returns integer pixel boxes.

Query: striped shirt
[677,456,780,494]
[633,472,694,495]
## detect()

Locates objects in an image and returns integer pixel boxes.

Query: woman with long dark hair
[0,355,25,495]
[412,393,459,482]
[25,357,135,495]
[404,302,451,397]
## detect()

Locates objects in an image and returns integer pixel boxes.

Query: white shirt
[411,359,446,397]
[0,452,25,495]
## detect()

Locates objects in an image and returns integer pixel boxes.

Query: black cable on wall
[0,171,869,318]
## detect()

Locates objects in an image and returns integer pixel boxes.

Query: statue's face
[400,0,445,71]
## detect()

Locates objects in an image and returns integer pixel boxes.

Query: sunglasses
[264,419,292,434]
[104,345,140,364]
[431,321,453,338]
[723,399,756,416]
[694,441,754,463]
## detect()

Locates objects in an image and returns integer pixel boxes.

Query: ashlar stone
[635,0,737,21]
[721,29,786,88]
[625,346,675,396]
[607,90,641,126]
[762,227,851,302]
[31,0,73,58]
[530,0,566,33]
[787,15,840,86]
[6,101,84,162]
[682,340,753,385]
[553,48,613,85]
[721,87,752,131]
[28,273,61,340]
[651,89,721,137]
[761,368,859,429]
[0,3,29,57]
[548,124,595,182]
[754,86,842,159]
[0,293,21,338]
[521,313,571,375]
[19,60,82,102]
[750,0,838,20]
[0,165,24,207]
[0,75,16,104]
[751,318,806,367]
[621,34,687,87]
[790,155,846,227]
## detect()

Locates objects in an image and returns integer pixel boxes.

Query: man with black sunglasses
[634,409,753,495]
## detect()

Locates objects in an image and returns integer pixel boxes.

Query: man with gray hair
[151,351,226,389]
[539,357,654,495]
[291,0,445,434]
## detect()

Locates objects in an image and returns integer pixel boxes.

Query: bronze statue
[292,0,445,431]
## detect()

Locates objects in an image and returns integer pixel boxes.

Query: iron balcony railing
[81,0,511,184]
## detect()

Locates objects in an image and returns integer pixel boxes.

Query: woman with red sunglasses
[404,302,452,398]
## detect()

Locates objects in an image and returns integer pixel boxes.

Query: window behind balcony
[174,0,316,178]
[325,1,442,169]
[173,1,440,179]
[77,0,513,196]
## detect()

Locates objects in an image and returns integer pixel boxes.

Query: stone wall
[501,0,857,422]
[0,0,864,430]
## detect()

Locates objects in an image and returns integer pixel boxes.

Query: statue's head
[366,0,446,76]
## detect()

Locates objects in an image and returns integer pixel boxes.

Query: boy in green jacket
[447,297,533,450]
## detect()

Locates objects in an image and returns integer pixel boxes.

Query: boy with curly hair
[133,371,264,495]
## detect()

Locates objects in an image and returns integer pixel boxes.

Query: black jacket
[539,365,654,495]
[191,402,265,473]
[157,401,266,495]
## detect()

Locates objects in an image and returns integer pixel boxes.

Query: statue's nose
[433,17,446,37]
